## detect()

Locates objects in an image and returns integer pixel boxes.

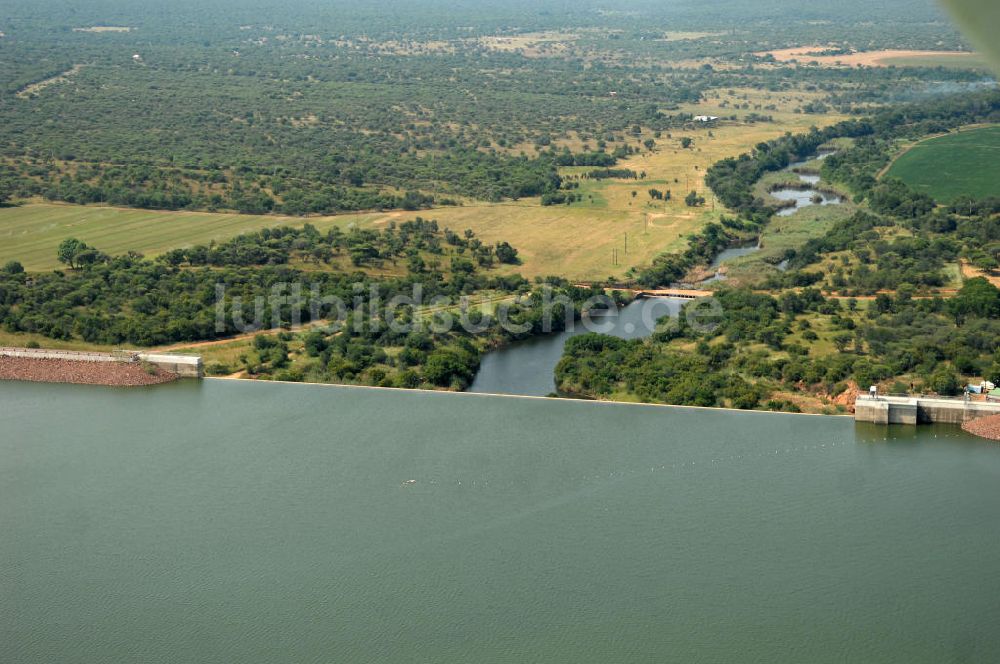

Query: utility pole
[624,232,628,256]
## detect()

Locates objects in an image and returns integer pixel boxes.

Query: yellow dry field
[353,203,707,282]
[759,46,982,68]
[0,90,845,281]
[657,32,723,42]
[961,260,1000,287]
[689,86,838,118]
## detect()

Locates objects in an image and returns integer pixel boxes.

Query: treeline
[584,168,641,180]
[1,218,526,343]
[555,332,768,408]
[152,219,518,270]
[554,151,618,167]
[557,281,1000,409]
[1,147,569,213]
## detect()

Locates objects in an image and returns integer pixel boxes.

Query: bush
[423,347,478,388]
[395,369,422,389]
[205,362,232,376]
[927,366,960,396]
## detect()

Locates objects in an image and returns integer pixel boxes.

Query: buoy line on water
[398,438,898,490]
[398,431,985,491]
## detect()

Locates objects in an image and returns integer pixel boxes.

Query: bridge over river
[574,284,714,300]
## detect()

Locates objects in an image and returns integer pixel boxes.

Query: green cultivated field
[879,53,990,70]
[884,126,1000,202]
[0,204,372,271]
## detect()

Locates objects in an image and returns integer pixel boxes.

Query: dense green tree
[495,242,519,265]
[951,278,1000,323]
[684,191,705,207]
[423,347,478,388]
[56,238,88,269]
[928,366,961,396]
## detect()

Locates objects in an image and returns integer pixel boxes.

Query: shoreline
[206,375,855,418]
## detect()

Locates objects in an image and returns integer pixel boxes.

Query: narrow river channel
[468,298,684,396]
[772,148,843,216]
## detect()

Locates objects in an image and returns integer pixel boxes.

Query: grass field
[0,204,378,271]
[878,53,990,70]
[0,200,710,280]
[884,125,1000,202]
[0,92,844,280]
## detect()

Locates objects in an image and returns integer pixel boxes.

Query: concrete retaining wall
[137,353,203,378]
[855,396,1000,426]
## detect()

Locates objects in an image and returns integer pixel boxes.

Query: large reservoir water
[2,379,999,663]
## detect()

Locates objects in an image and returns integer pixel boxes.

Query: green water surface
[2,379,999,663]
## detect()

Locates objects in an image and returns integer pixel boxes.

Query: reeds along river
[2,379,1000,663]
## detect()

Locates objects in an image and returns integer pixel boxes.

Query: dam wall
[0,347,122,362]
[136,352,203,378]
[0,347,203,379]
[855,396,1000,425]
